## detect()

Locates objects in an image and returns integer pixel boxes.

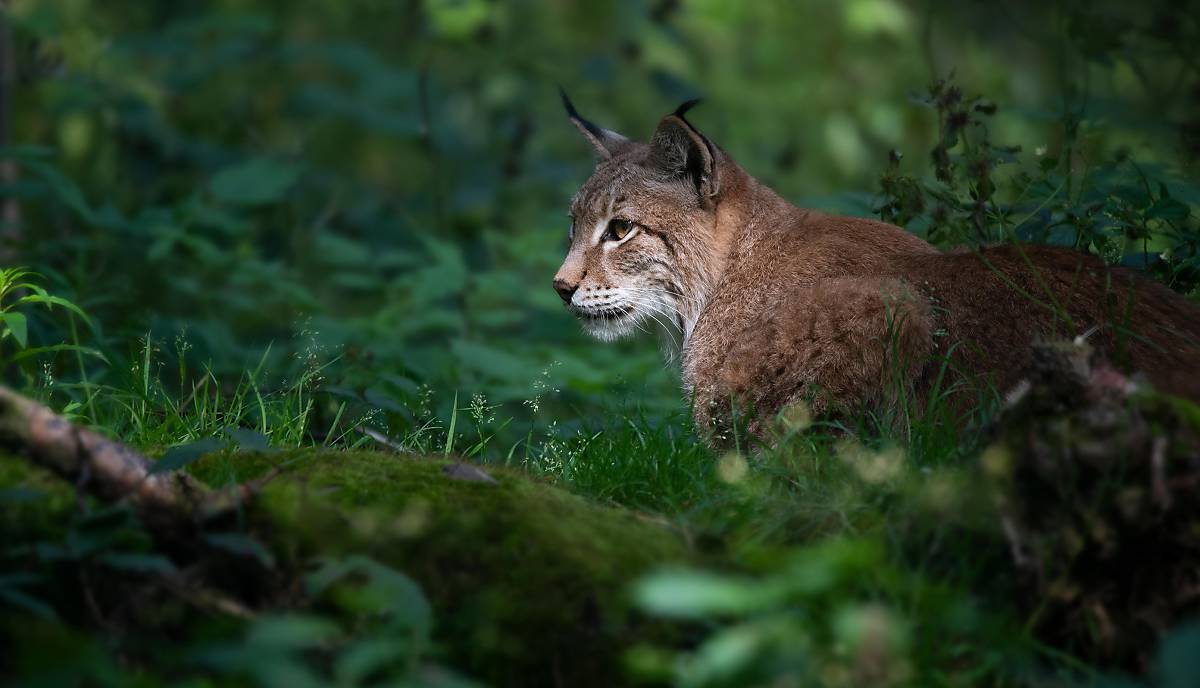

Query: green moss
[3,449,696,687]
[203,449,692,686]
[0,453,76,539]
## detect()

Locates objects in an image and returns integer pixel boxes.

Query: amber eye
[603,218,634,242]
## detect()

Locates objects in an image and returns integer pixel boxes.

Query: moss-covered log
[196,449,694,685]
[1,444,695,686]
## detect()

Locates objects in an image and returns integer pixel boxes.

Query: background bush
[5,0,1196,448]
[2,1,1200,686]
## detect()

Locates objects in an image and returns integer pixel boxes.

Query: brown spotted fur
[554,99,1200,442]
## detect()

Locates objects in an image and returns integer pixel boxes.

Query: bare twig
[161,576,257,620]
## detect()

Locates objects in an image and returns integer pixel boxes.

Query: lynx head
[553,92,723,343]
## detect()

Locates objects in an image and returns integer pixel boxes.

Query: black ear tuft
[559,87,604,141]
[673,98,703,121]
[560,87,630,159]
[559,86,580,118]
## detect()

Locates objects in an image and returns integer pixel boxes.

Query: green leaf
[210,159,302,206]
[1,312,27,348]
[450,340,536,383]
[0,144,55,159]
[305,557,357,596]
[1159,621,1200,688]
[634,569,780,619]
[246,614,339,649]
[306,556,432,632]
[0,486,44,503]
[783,539,885,595]
[0,586,56,620]
[1147,198,1191,221]
[1115,185,1154,210]
[424,0,490,39]
[204,532,276,568]
[678,623,774,687]
[225,426,272,451]
[25,160,99,223]
[357,559,432,631]
[334,637,408,686]
[101,552,178,575]
[312,232,373,266]
[151,437,225,474]
[12,344,108,363]
[15,292,96,332]
[364,388,410,415]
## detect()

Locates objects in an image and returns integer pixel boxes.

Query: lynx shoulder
[553,94,1200,441]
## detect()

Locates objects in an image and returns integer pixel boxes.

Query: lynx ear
[648,100,719,201]
[560,88,630,160]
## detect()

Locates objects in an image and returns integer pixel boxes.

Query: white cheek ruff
[581,315,637,342]
[572,285,681,344]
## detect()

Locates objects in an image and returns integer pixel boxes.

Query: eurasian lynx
[554,94,1200,440]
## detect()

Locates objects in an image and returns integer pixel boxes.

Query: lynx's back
[687,227,1200,434]
[896,244,1200,401]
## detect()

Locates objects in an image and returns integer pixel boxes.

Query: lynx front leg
[690,277,934,442]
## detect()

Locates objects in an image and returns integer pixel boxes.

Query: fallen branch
[0,386,274,526]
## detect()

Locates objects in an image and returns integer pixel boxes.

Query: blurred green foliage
[4,0,1195,448]
[631,545,1200,688]
[2,0,1200,686]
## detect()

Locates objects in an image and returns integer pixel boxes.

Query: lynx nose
[553,278,578,303]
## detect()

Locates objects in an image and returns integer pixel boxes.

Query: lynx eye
[603,218,634,242]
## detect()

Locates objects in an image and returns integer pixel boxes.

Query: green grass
[3,320,1021,681]
[4,10,1199,678]
[9,257,1200,687]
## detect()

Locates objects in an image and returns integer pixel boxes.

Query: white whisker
[622,294,682,334]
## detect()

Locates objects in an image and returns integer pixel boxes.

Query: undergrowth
[3,1,1200,682]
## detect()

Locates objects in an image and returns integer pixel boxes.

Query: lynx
[553,94,1200,440]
